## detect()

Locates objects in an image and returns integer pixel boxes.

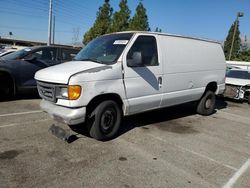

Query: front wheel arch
[86,93,124,118]
[0,71,16,97]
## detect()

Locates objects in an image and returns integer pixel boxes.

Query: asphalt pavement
[0,97,249,188]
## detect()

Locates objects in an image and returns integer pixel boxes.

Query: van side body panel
[158,35,225,107]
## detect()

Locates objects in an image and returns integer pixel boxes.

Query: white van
[35,32,226,140]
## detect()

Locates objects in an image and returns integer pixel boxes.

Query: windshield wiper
[80,58,103,64]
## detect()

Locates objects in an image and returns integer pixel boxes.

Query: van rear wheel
[88,100,122,141]
[196,91,216,115]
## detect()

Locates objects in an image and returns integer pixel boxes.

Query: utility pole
[52,16,55,44]
[47,0,52,46]
[228,12,244,60]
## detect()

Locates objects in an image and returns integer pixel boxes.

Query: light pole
[47,0,52,46]
[228,12,244,60]
[52,16,55,44]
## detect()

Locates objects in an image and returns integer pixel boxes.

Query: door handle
[158,76,162,88]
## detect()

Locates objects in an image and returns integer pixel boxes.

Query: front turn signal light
[68,85,81,100]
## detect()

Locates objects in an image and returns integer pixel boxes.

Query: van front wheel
[88,100,122,141]
[196,91,216,116]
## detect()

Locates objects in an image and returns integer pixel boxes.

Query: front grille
[224,85,240,98]
[37,81,56,102]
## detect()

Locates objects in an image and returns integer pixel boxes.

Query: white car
[35,31,226,140]
[225,69,250,104]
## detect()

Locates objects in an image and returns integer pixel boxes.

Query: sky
[0,0,249,45]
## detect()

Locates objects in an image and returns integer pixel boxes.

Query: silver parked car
[224,69,250,104]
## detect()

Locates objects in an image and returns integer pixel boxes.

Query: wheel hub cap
[205,99,212,109]
[101,110,115,133]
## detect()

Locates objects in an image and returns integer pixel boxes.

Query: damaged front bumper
[40,99,86,125]
[224,84,250,101]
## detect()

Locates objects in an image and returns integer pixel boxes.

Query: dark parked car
[0,46,79,98]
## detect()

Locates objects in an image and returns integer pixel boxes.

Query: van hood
[35,61,111,84]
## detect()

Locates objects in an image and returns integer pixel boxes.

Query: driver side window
[127,35,159,66]
[26,48,57,63]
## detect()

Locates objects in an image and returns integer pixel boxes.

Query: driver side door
[123,34,163,114]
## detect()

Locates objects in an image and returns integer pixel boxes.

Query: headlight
[56,85,81,100]
[59,87,68,98]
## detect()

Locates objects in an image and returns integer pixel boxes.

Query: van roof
[107,31,221,44]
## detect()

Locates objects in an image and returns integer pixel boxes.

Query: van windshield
[74,33,133,64]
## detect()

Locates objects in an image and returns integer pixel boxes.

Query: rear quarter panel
[158,35,225,107]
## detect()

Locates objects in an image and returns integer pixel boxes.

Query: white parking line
[0,110,43,117]
[0,118,50,128]
[176,144,238,171]
[222,158,250,188]
[218,111,250,123]
[150,135,237,171]
[0,123,16,128]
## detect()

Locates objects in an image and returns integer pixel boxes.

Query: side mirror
[127,52,143,67]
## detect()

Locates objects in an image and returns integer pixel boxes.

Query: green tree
[241,35,248,52]
[237,36,250,61]
[238,49,250,61]
[155,27,162,32]
[224,20,241,60]
[108,0,130,33]
[83,0,113,44]
[128,1,150,31]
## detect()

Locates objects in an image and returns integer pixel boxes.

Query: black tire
[0,76,14,100]
[248,95,250,105]
[196,91,216,116]
[88,100,122,141]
